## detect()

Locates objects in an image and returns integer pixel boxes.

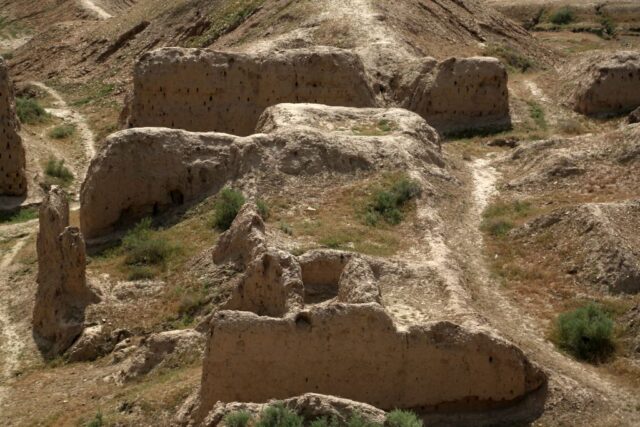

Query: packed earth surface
[0,0,640,426]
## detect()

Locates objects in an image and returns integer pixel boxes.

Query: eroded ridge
[80,104,443,240]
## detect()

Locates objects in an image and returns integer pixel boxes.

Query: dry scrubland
[0,0,640,426]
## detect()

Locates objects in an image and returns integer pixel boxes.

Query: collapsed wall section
[127,47,378,136]
[0,57,27,196]
[400,57,511,135]
[33,187,98,358]
[565,51,640,117]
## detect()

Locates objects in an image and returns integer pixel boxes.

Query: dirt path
[0,235,31,407]
[465,155,637,422]
[29,81,97,180]
[78,0,112,20]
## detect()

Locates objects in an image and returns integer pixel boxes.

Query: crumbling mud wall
[192,205,546,422]
[565,51,640,117]
[200,306,545,414]
[127,47,378,136]
[0,57,27,196]
[80,105,442,239]
[33,187,99,358]
[399,57,511,135]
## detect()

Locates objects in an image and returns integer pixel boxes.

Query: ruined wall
[0,57,27,196]
[565,51,640,117]
[199,305,545,417]
[193,207,546,421]
[33,187,98,358]
[127,47,378,136]
[400,57,511,135]
[81,105,442,239]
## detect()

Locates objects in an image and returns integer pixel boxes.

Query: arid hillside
[1,0,640,426]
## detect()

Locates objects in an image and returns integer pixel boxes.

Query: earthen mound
[80,104,443,240]
[562,51,640,117]
[515,201,640,294]
[32,187,100,358]
[185,204,546,424]
[0,57,27,196]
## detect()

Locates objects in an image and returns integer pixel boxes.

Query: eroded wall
[0,57,27,196]
[127,47,378,136]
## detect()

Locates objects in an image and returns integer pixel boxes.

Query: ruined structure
[399,57,511,134]
[124,47,511,136]
[0,57,27,196]
[80,104,443,239]
[126,47,378,136]
[33,187,98,357]
[187,205,546,423]
[565,51,640,117]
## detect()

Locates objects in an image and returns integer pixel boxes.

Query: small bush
[224,410,252,427]
[257,199,270,221]
[600,16,616,38]
[346,413,381,427]
[528,101,547,130]
[279,222,293,236]
[481,218,514,237]
[212,188,245,230]
[484,44,535,73]
[310,417,339,427]
[554,303,615,363]
[45,157,74,184]
[366,177,421,226]
[122,218,173,266]
[256,403,303,427]
[86,412,104,427]
[386,410,423,427]
[49,124,76,139]
[549,7,575,25]
[16,97,49,124]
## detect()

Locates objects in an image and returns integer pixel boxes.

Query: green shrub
[366,177,421,226]
[86,412,104,427]
[122,218,173,266]
[224,410,252,427]
[385,410,423,427]
[45,157,74,184]
[549,7,575,25]
[600,16,616,38]
[16,97,49,124]
[483,44,535,73]
[554,303,615,363]
[309,417,339,427]
[0,207,38,224]
[279,222,293,236]
[49,124,76,139]
[528,101,547,130]
[481,218,514,237]
[256,403,303,427]
[257,199,270,221]
[212,188,245,230]
[346,414,381,427]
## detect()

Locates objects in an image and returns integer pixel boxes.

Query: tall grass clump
[16,96,49,124]
[49,124,76,139]
[212,188,245,230]
[365,177,421,226]
[223,410,252,427]
[553,303,616,363]
[45,157,74,185]
[385,410,423,427]
[122,218,173,267]
[255,403,303,427]
[549,7,575,25]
